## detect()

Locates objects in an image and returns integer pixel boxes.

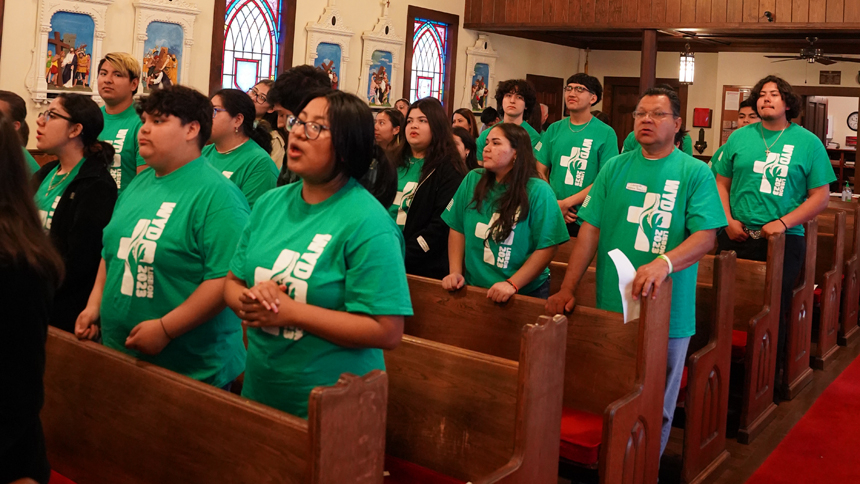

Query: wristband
[658,254,674,274]
[505,279,519,293]
[778,218,787,230]
[160,318,174,340]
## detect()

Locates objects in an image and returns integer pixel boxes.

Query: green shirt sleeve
[476,129,488,162]
[229,217,253,282]
[805,138,837,190]
[133,123,146,167]
[344,231,414,316]
[528,180,570,249]
[236,157,279,209]
[534,127,553,167]
[621,131,637,153]
[198,191,250,280]
[713,138,734,178]
[685,163,728,234]
[682,133,694,155]
[597,128,620,172]
[576,162,610,229]
[441,173,473,234]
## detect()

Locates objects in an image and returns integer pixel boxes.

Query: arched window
[403,6,458,114]
[209,1,296,95]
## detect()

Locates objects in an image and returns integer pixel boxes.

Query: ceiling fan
[765,37,860,65]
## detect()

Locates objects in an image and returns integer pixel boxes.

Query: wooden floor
[558,335,860,484]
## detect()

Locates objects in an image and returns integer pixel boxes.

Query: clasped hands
[237,280,296,328]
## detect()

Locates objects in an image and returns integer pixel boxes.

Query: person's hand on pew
[75,304,101,341]
[546,288,576,315]
[441,273,465,291]
[725,219,749,242]
[125,319,172,355]
[761,219,787,239]
[631,258,671,301]
[487,281,517,303]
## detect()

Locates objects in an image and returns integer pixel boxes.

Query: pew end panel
[42,328,386,484]
[782,220,817,401]
[682,252,735,484]
[825,203,860,345]
[811,212,845,370]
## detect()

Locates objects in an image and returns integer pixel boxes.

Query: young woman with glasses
[247,79,286,168]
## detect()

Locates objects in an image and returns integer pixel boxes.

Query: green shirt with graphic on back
[577,149,727,338]
[476,121,542,161]
[713,123,835,236]
[535,116,619,206]
[99,157,249,388]
[623,130,694,156]
[388,156,424,229]
[202,141,278,209]
[230,178,413,418]
[34,158,83,231]
[100,104,145,194]
[442,170,569,294]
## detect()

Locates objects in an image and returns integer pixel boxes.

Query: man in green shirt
[535,73,619,236]
[97,52,146,194]
[476,79,541,161]
[710,97,760,173]
[547,87,727,456]
[713,75,834,400]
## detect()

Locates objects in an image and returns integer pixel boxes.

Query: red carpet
[745,354,860,484]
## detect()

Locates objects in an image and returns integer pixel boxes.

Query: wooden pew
[404,275,672,484]
[811,211,845,369]
[780,220,817,400]
[824,201,860,346]
[384,315,567,484]
[42,327,387,484]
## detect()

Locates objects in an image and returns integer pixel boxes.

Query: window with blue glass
[409,18,449,104]
[222,0,282,91]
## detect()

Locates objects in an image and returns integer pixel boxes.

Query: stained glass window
[409,18,449,104]
[222,0,282,91]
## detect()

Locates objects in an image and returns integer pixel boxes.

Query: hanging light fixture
[679,43,695,85]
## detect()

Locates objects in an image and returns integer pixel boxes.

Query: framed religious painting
[462,35,498,115]
[305,0,352,90]
[133,0,200,94]
[357,2,403,108]
[27,0,114,105]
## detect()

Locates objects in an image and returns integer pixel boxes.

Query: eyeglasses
[38,110,73,123]
[286,115,329,140]
[631,110,676,121]
[248,87,268,105]
[564,85,592,94]
[213,107,228,119]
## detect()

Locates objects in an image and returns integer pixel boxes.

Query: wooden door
[603,77,689,151]
[526,74,564,129]
[804,96,829,145]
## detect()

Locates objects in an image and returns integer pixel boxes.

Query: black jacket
[402,161,465,279]
[32,157,117,333]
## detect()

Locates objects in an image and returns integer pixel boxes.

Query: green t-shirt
[34,159,83,231]
[622,131,694,156]
[100,157,249,387]
[709,145,725,176]
[713,123,836,236]
[230,178,413,418]
[100,105,145,194]
[534,116,619,205]
[577,150,727,338]
[202,141,278,209]
[442,170,569,294]
[476,121,542,161]
[23,147,40,175]
[388,156,425,229]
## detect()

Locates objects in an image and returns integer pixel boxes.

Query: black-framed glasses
[213,107,228,119]
[564,85,592,94]
[38,110,74,123]
[248,87,268,105]
[286,115,329,140]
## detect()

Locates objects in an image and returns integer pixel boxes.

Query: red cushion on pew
[732,330,748,359]
[559,406,604,466]
[814,286,823,305]
[677,366,689,405]
[384,455,465,484]
[49,471,77,484]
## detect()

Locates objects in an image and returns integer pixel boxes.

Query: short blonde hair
[99,52,141,81]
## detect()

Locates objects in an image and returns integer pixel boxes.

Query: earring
[234,127,239,134]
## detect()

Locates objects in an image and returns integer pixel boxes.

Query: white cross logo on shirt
[559,147,582,186]
[254,249,307,339]
[626,193,672,252]
[475,213,516,267]
[753,152,787,195]
[393,181,418,225]
[117,219,156,296]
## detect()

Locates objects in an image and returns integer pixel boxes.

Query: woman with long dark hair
[205,88,278,208]
[0,112,64,484]
[224,89,412,418]
[452,126,479,170]
[0,90,40,174]
[390,97,466,279]
[31,94,117,333]
[374,108,404,150]
[442,123,568,301]
[453,107,479,139]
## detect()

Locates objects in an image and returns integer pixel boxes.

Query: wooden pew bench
[42,327,387,484]
[824,201,860,346]
[404,275,671,484]
[384,315,567,484]
[811,211,846,369]
[781,220,817,400]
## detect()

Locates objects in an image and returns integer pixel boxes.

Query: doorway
[526,74,564,130]
[602,77,689,151]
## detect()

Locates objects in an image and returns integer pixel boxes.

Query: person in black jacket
[31,93,117,333]
[389,97,467,279]
[0,112,65,484]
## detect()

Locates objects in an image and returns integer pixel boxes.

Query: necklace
[216,139,247,155]
[760,122,789,156]
[567,116,592,134]
[46,169,70,196]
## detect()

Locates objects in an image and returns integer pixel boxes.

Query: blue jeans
[524,277,551,299]
[661,336,691,456]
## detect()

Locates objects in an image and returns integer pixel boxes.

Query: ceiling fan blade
[816,57,837,65]
[770,58,802,63]
[764,55,803,59]
[826,56,860,63]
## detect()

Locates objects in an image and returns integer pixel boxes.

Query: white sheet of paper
[608,249,640,324]
[725,91,740,111]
